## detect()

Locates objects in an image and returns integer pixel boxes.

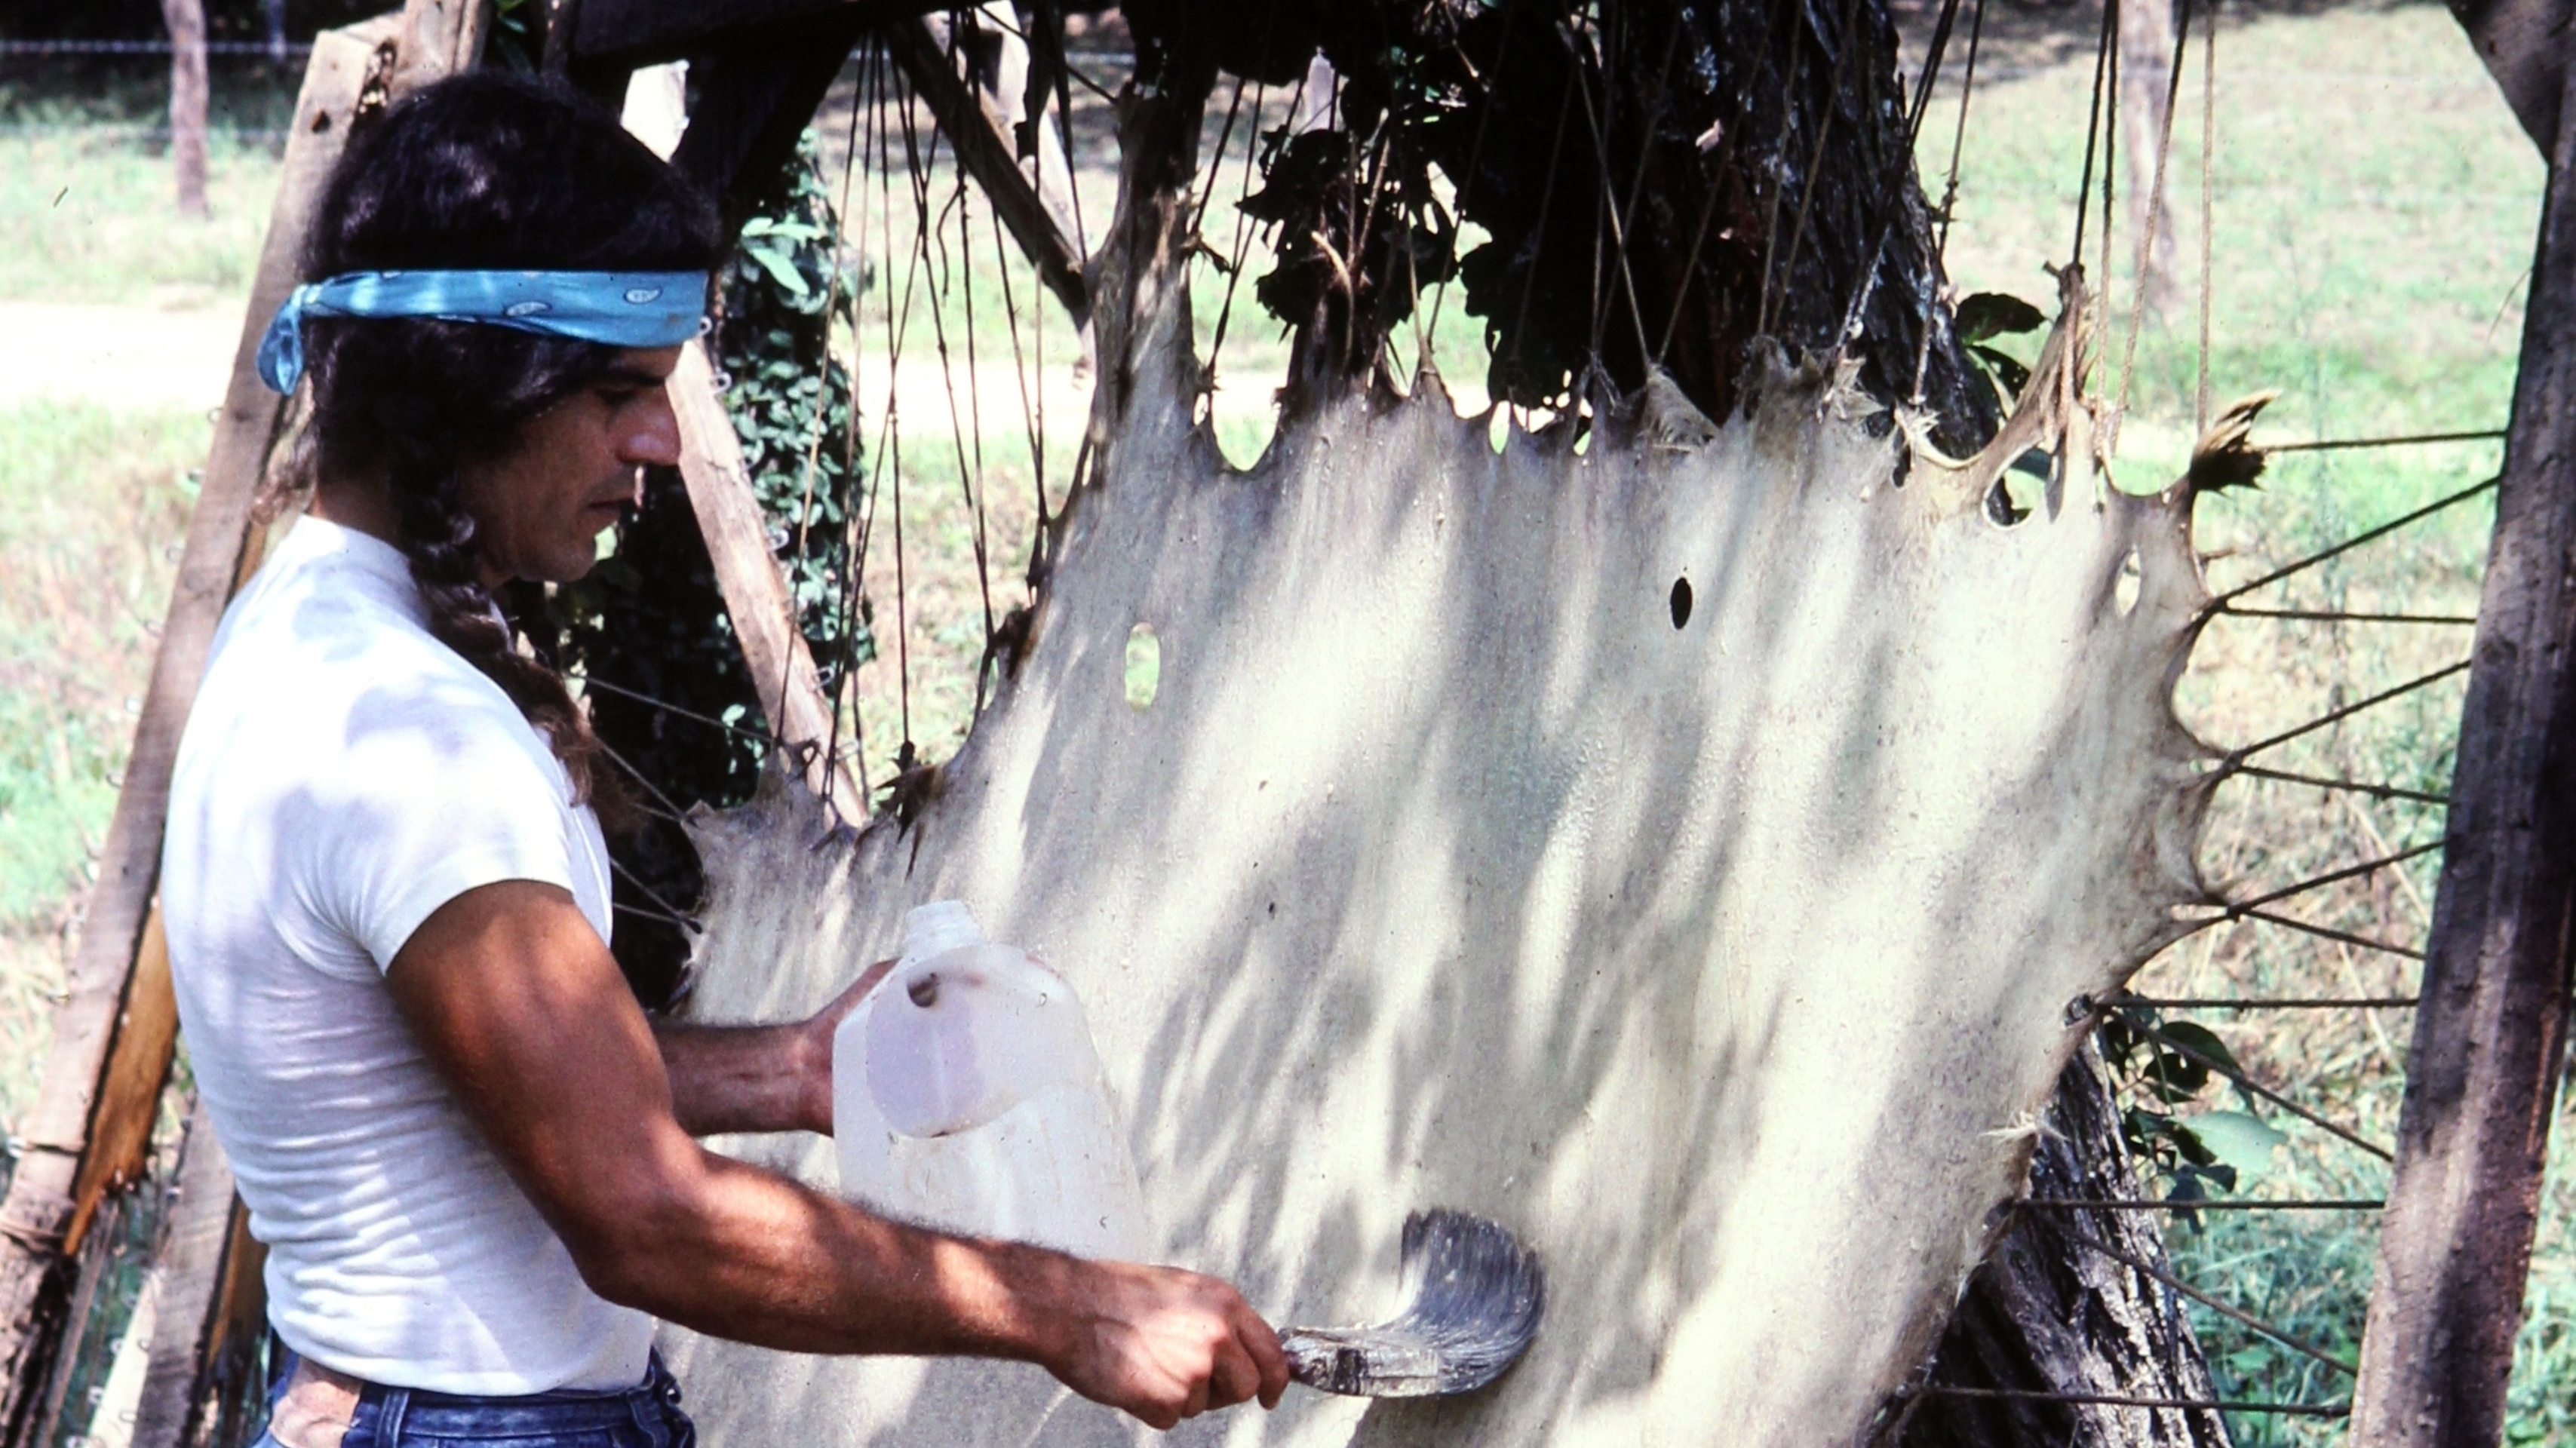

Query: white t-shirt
[161,516,655,1394]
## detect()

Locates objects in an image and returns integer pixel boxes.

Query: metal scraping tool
[1279,1209,1545,1397]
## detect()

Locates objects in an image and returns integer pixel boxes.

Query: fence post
[158,0,208,218]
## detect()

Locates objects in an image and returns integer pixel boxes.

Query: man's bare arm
[648,956,888,1137]
[385,880,1288,1429]
[650,1022,820,1136]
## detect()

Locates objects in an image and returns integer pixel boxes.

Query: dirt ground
[0,303,238,410]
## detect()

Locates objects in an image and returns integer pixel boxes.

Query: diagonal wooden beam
[667,340,869,822]
[884,16,1090,326]
[577,0,934,72]
[128,1103,263,1448]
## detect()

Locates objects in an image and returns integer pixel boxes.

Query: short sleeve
[286,670,582,973]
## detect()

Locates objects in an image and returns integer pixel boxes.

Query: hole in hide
[2115,547,2142,617]
[1985,477,2031,527]
[907,972,940,1008]
[1125,623,1162,710]
[1670,576,1694,630]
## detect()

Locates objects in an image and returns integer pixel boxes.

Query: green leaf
[744,243,812,298]
[2144,1048,2210,1103]
[2187,1109,2288,1179]
[2175,1159,2237,1195]
[2157,1020,2243,1078]
[1954,291,2046,342]
[1967,344,2031,400]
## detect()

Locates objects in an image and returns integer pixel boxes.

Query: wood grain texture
[1896,1050,2231,1448]
[668,339,867,821]
[128,1104,256,1448]
[574,0,932,70]
[60,909,178,1261]
[665,9,864,227]
[2347,38,2576,1448]
[2452,0,2570,155]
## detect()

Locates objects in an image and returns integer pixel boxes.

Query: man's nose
[623,390,683,468]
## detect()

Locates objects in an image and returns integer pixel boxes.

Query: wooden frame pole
[2347,39,2576,1447]
[667,340,868,819]
[0,23,385,1435]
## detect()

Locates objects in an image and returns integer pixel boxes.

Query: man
[161,72,1287,1448]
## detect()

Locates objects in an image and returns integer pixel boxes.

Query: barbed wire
[0,38,311,57]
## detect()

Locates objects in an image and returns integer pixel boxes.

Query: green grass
[0,401,204,1129]
[1928,1,2535,520]
[0,67,293,305]
[1917,4,2572,1434]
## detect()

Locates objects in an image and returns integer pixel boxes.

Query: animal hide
[655,267,2217,1443]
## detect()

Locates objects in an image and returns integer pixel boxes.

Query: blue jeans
[254,1351,695,1448]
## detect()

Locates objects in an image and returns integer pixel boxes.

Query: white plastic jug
[832,902,1149,1259]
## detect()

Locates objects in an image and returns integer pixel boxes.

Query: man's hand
[385,882,1290,1428]
[1045,1262,1291,1428]
[784,958,895,1132]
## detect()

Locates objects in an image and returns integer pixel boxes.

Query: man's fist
[1045,1260,1291,1429]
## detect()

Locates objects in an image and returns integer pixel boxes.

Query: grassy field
[0,64,297,307]
[0,5,2567,1440]
[0,402,202,1137]
[1916,1,2548,1436]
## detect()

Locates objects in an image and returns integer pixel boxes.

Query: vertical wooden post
[2347,41,2576,1448]
[159,0,209,219]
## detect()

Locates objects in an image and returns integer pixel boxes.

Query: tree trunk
[161,0,210,220]
[1897,1045,2234,1447]
[2119,0,2181,314]
[2347,25,2576,1440]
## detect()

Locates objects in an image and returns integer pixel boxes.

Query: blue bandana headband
[256,269,711,393]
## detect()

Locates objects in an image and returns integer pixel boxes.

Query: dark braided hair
[299,72,723,816]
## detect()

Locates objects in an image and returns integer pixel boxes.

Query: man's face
[461,345,684,586]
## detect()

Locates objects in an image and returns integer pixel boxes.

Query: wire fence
[0,39,310,57]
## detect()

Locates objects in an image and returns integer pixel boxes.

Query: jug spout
[903,900,983,962]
